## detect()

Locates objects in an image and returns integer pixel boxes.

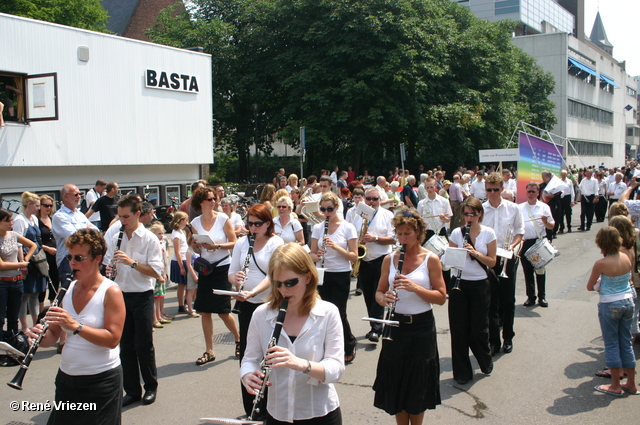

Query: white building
[455,0,639,167]
[0,13,213,205]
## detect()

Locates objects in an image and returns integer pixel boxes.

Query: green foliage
[148,0,557,179]
[1,0,109,32]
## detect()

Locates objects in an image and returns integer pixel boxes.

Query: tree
[0,0,109,32]
[148,0,557,179]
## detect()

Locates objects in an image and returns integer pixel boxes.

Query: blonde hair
[21,191,40,207]
[391,208,427,244]
[267,243,319,315]
[171,211,189,230]
[320,192,340,207]
[148,222,165,236]
[37,195,56,218]
[273,188,290,204]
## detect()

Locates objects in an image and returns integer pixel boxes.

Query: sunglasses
[277,205,289,209]
[65,254,89,262]
[485,188,501,192]
[365,197,379,201]
[247,221,265,227]
[206,197,216,202]
[275,278,299,288]
[463,212,478,217]
[319,207,335,212]
[526,190,538,193]
[41,204,53,208]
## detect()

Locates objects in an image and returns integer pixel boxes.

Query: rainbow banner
[517,132,564,204]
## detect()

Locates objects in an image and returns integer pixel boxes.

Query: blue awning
[568,58,599,78]
[599,74,620,88]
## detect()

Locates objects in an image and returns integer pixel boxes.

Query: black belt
[391,310,432,325]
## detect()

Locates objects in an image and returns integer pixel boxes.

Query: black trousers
[238,300,266,417]
[520,239,546,301]
[489,256,518,347]
[357,256,385,333]
[580,195,595,229]
[559,196,572,231]
[121,290,158,397]
[595,195,608,222]
[318,271,357,356]
[448,278,492,382]
[549,196,562,236]
[266,407,341,425]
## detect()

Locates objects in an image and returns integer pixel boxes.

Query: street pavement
[1,206,639,425]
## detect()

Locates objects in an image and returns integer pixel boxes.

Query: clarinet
[249,297,289,421]
[232,234,255,314]
[451,222,472,291]
[108,226,125,280]
[320,217,329,269]
[381,245,406,341]
[8,273,74,390]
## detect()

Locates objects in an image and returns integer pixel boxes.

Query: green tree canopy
[1,0,109,32]
[148,0,556,179]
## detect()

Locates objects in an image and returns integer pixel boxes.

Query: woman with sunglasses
[229,204,284,418]
[274,196,305,245]
[373,209,447,425]
[190,186,240,365]
[241,243,345,424]
[31,228,125,425]
[448,197,497,385]
[310,192,358,363]
[0,209,36,338]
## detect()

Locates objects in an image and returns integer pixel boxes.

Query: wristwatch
[302,360,312,374]
[375,236,379,243]
[131,261,138,269]
[73,323,83,335]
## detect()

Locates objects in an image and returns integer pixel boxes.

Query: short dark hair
[106,182,118,192]
[65,228,107,259]
[117,194,141,213]
[140,202,154,217]
[595,226,621,255]
[319,175,333,185]
[192,186,215,212]
[95,179,107,186]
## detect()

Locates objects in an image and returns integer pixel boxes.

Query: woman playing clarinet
[373,209,446,425]
[448,197,497,386]
[241,243,345,424]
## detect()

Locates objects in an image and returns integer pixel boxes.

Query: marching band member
[310,192,358,363]
[241,243,345,424]
[448,198,496,385]
[373,209,446,424]
[482,173,524,356]
[577,169,598,231]
[518,183,554,307]
[559,169,576,232]
[229,204,284,418]
[273,197,304,245]
[417,177,452,241]
[356,187,395,343]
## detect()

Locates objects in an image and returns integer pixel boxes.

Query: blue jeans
[598,298,636,369]
[0,281,24,333]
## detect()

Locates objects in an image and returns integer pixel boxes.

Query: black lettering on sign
[146,69,199,93]
[170,73,180,89]
[180,75,190,90]
[189,77,199,92]
[146,69,157,87]
[158,72,170,88]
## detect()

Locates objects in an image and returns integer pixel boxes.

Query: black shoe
[503,341,513,353]
[122,394,141,407]
[577,227,585,231]
[538,299,549,308]
[368,332,380,343]
[142,390,156,405]
[558,229,564,234]
[354,288,363,296]
[456,378,470,385]
[178,306,186,314]
[523,298,536,307]
[483,362,494,375]
[567,228,572,233]
[490,344,500,357]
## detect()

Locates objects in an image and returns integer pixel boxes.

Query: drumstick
[525,217,544,222]
[423,214,449,219]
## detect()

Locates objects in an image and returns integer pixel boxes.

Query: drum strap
[525,203,545,240]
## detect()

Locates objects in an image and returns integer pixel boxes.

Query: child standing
[150,222,172,328]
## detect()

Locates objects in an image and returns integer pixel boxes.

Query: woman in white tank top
[30,228,125,425]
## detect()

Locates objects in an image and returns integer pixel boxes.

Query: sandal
[235,342,241,358]
[196,352,216,365]
[595,369,627,379]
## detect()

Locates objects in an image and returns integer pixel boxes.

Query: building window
[1,71,59,123]
[568,99,613,125]
[567,61,596,86]
[495,0,520,15]
[628,128,634,137]
[570,140,613,157]
[600,80,613,93]
[627,86,637,97]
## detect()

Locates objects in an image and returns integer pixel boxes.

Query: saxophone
[351,212,369,277]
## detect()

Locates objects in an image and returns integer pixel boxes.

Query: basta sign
[145,69,199,93]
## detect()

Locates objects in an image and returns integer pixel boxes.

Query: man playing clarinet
[482,173,524,356]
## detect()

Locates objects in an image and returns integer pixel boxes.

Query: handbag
[193,255,229,277]
[29,248,49,277]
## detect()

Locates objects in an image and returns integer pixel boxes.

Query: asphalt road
[1,207,639,425]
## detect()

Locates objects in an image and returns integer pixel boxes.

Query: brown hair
[484,173,502,187]
[267,243,319,315]
[171,211,189,230]
[391,208,427,244]
[65,228,107,259]
[595,226,622,256]
[247,204,275,236]
[191,186,216,212]
[608,216,636,250]
[608,202,629,220]
[461,197,484,223]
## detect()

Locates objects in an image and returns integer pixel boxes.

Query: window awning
[568,58,598,78]
[599,74,620,88]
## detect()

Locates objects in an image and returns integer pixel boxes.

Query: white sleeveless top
[60,278,120,376]
[388,251,433,315]
[191,213,231,265]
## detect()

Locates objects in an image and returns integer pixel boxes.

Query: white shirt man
[375,176,394,209]
[607,173,627,202]
[85,180,106,226]
[417,178,452,235]
[470,173,486,200]
[417,173,429,201]
[502,170,517,198]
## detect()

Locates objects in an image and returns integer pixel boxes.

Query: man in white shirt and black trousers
[577,168,598,231]
[482,173,524,356]
[518,182,554,307]
[356,187,395,343]
[105,195,163,407]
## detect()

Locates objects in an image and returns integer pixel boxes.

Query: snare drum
[423,234,448,257]
[524,238,559,269]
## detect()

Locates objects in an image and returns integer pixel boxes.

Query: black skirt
[194,264,231,314]
[373,310,441,415]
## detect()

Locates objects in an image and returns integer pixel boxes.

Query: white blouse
[274,215,303,244]
[240,300,344,423]
[311,221,357,272]
[449,226,496,281]
[191,213,231,265]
